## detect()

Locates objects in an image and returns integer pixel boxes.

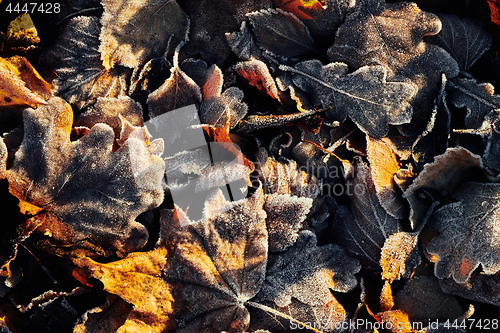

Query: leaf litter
[0,0,500,331]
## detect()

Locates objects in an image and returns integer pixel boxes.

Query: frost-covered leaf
[147,54,202,119]
[201,64,223,100]
[99,0,189,69]
[39,16,129,109]
[281,60,417,137]
[234,59,280,100]
[264,194,312,252]
[182,0,272,64]
[73,295,133,333]
[332,158,403,270]
[75,248,174,332]
[247,8,318,58]
[328,0,441,75]
[427,182,500,283]
[226,21,262,61]
[380,232,419,283]
[438,272,500,306]
[394,276,463,322]
[0,98,165,253]
[448,78,500,129]
[4,13,40,45]
[0,56,51,108]
[198,87,248,128]
[74,96,145,139]
[255,230,360,307]
[366,136,407,219]
[427,14,492,71]
[405,147,483,197]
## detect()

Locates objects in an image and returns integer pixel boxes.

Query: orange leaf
[275,0,324,20]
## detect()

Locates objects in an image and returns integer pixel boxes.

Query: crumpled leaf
[0,56,51,108]
[281,60,417,137]
[366,136,407,219]
[447,77,500,129]
[426,14,492,71]
[427,182,500,283]
[75,248,174,333]
[394,276,464,323]
[255,230,360,307]
[0,97,165,254]
[39,16,129,109]
[99,0,189,69]
[380,232,419,283]
[247,8,318,58]
[405,147,483,197]
[333,158,403,270]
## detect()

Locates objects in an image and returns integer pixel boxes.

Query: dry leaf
[0,56,51,108]
[333,158,403,270]
[234,59,280,100]
[427,182,500,283]
[0,97,165,253]
[198,87,248,128]
[73,295,133,333]
[99,0,189,69]
[281,60,417,137]
[39,16,129,109]
[380,232,419,283]
[366,136,407,219]
[75,248,174,333]
[247,8,318,58]
[4,13,40,45]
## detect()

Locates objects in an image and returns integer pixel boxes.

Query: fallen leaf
[247,8,318,58]
[447,77,500,129]
[147,52,202,119]
[332,158,403,270]
[255,230,360,306]
[405,147,483,197]
[73,295,133,333]
[438,272,500,306]
[201,64,224,100]
[198,87,248,128]
[281,60,417,137]
[4,13,40,45]
[274,0,324,20]
[0,56,51,108]
[75,248,175,333]
[366,136,407,219]
[234,59,280,100]
[427,182,500,283]
[0,97,165,254]
[426,14,492,71]
[99,0,189,69]
[394,276,464,323]
[39,16,129,109]
[380,232,419,283]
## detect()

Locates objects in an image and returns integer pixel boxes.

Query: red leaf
[274,0,324,20]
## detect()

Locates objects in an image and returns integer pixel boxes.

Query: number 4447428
[5,3,61,14]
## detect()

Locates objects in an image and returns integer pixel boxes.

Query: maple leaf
[0,56,51,108]
[332,158,403,270]
[427,182,500,283]
[39,16,129,109]
[0,97,165,254]
[99,0,189,70]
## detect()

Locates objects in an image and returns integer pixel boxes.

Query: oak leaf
[427,182,500,283]
[99,0,189,69]
[0,97,165,254]
[281,60,417,137]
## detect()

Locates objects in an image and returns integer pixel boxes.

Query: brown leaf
[75,247,175,333]
[39,16,129,109]
[366,136,407,219]
[234,59,280,100]
[0,97,165,254]
[380,232,419,283]
[99,0,189,69]
[0,56,51,108]
[73,295,133,333]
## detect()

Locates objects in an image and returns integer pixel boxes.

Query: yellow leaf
[6,13,40,44]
